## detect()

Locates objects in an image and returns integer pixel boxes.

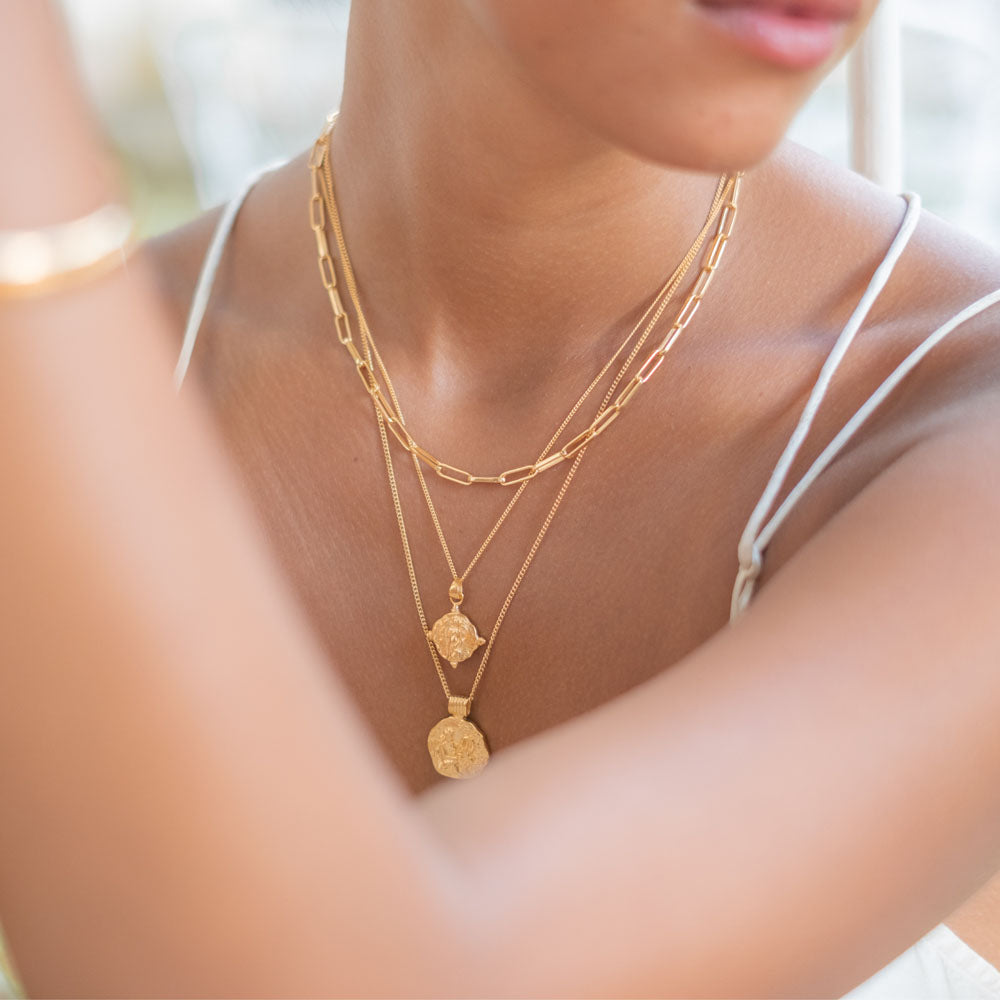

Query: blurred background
[57,0,1000,245]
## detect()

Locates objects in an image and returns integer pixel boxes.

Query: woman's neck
[329,0,727,382]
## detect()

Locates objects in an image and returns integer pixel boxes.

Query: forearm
[0,258,473,996]
[417,415,1000,998]
[1,8,466,986]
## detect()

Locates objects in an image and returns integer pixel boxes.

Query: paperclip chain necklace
[308,115,742,488]
[319,117,731,678]
[308,114,743,777]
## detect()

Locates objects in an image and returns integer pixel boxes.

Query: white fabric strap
[172,162,283,394]
[730,272,1000,620]
[730,191,923,620]
[753,285,1000,555]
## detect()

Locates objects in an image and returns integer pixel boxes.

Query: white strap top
[173,174,1000,1000]
[172,164,275,394]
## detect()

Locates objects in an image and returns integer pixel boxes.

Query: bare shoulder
[751,140,1000,436]
[134,153,315,381]
[136,201,226,350]
[722,140,1000,585]
[760,138,1000,408]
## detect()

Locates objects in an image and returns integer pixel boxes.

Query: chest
[185,318,912,795]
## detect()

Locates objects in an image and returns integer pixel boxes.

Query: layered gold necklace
[308,112,743,778]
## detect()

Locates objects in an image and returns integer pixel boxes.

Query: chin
[588,107,796,174]
[547,77,809,173]
[461,0,867,174]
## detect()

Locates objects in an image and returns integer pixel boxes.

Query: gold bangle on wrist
[0,201,136,301]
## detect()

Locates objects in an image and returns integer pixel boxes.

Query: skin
[1,0,1000,995]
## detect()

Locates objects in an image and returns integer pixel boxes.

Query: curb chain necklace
[318,113,731,671]
[307,113,743,777]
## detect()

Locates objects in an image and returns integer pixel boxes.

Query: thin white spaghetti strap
[172,163,280,394]
[752,286,1000,556]
[731,282,1000,619]
[729,191,923,621]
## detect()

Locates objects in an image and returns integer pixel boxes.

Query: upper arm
[419,389,1000,998]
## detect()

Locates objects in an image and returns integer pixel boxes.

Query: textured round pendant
[426,609,486,668]
[427,716,490,779]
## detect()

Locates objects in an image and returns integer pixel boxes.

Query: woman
[1,0,999,995]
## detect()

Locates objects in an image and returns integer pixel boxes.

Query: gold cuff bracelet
[0,202,136,301]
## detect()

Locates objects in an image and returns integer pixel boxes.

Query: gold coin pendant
[427,716,490,779]
[426,608,486,668]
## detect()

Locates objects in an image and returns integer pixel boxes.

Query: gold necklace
[318,122,731,673]
[308,114,742,489]
[307,114,743,777]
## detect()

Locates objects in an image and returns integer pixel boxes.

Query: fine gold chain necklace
[307,113,743,778]
[308,115,742,489]
[318,114,733,677]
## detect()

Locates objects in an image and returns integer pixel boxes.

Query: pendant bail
[448,577,464,607]
[448,695,472,719]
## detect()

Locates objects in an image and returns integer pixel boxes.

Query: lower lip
[694,5,844,70]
